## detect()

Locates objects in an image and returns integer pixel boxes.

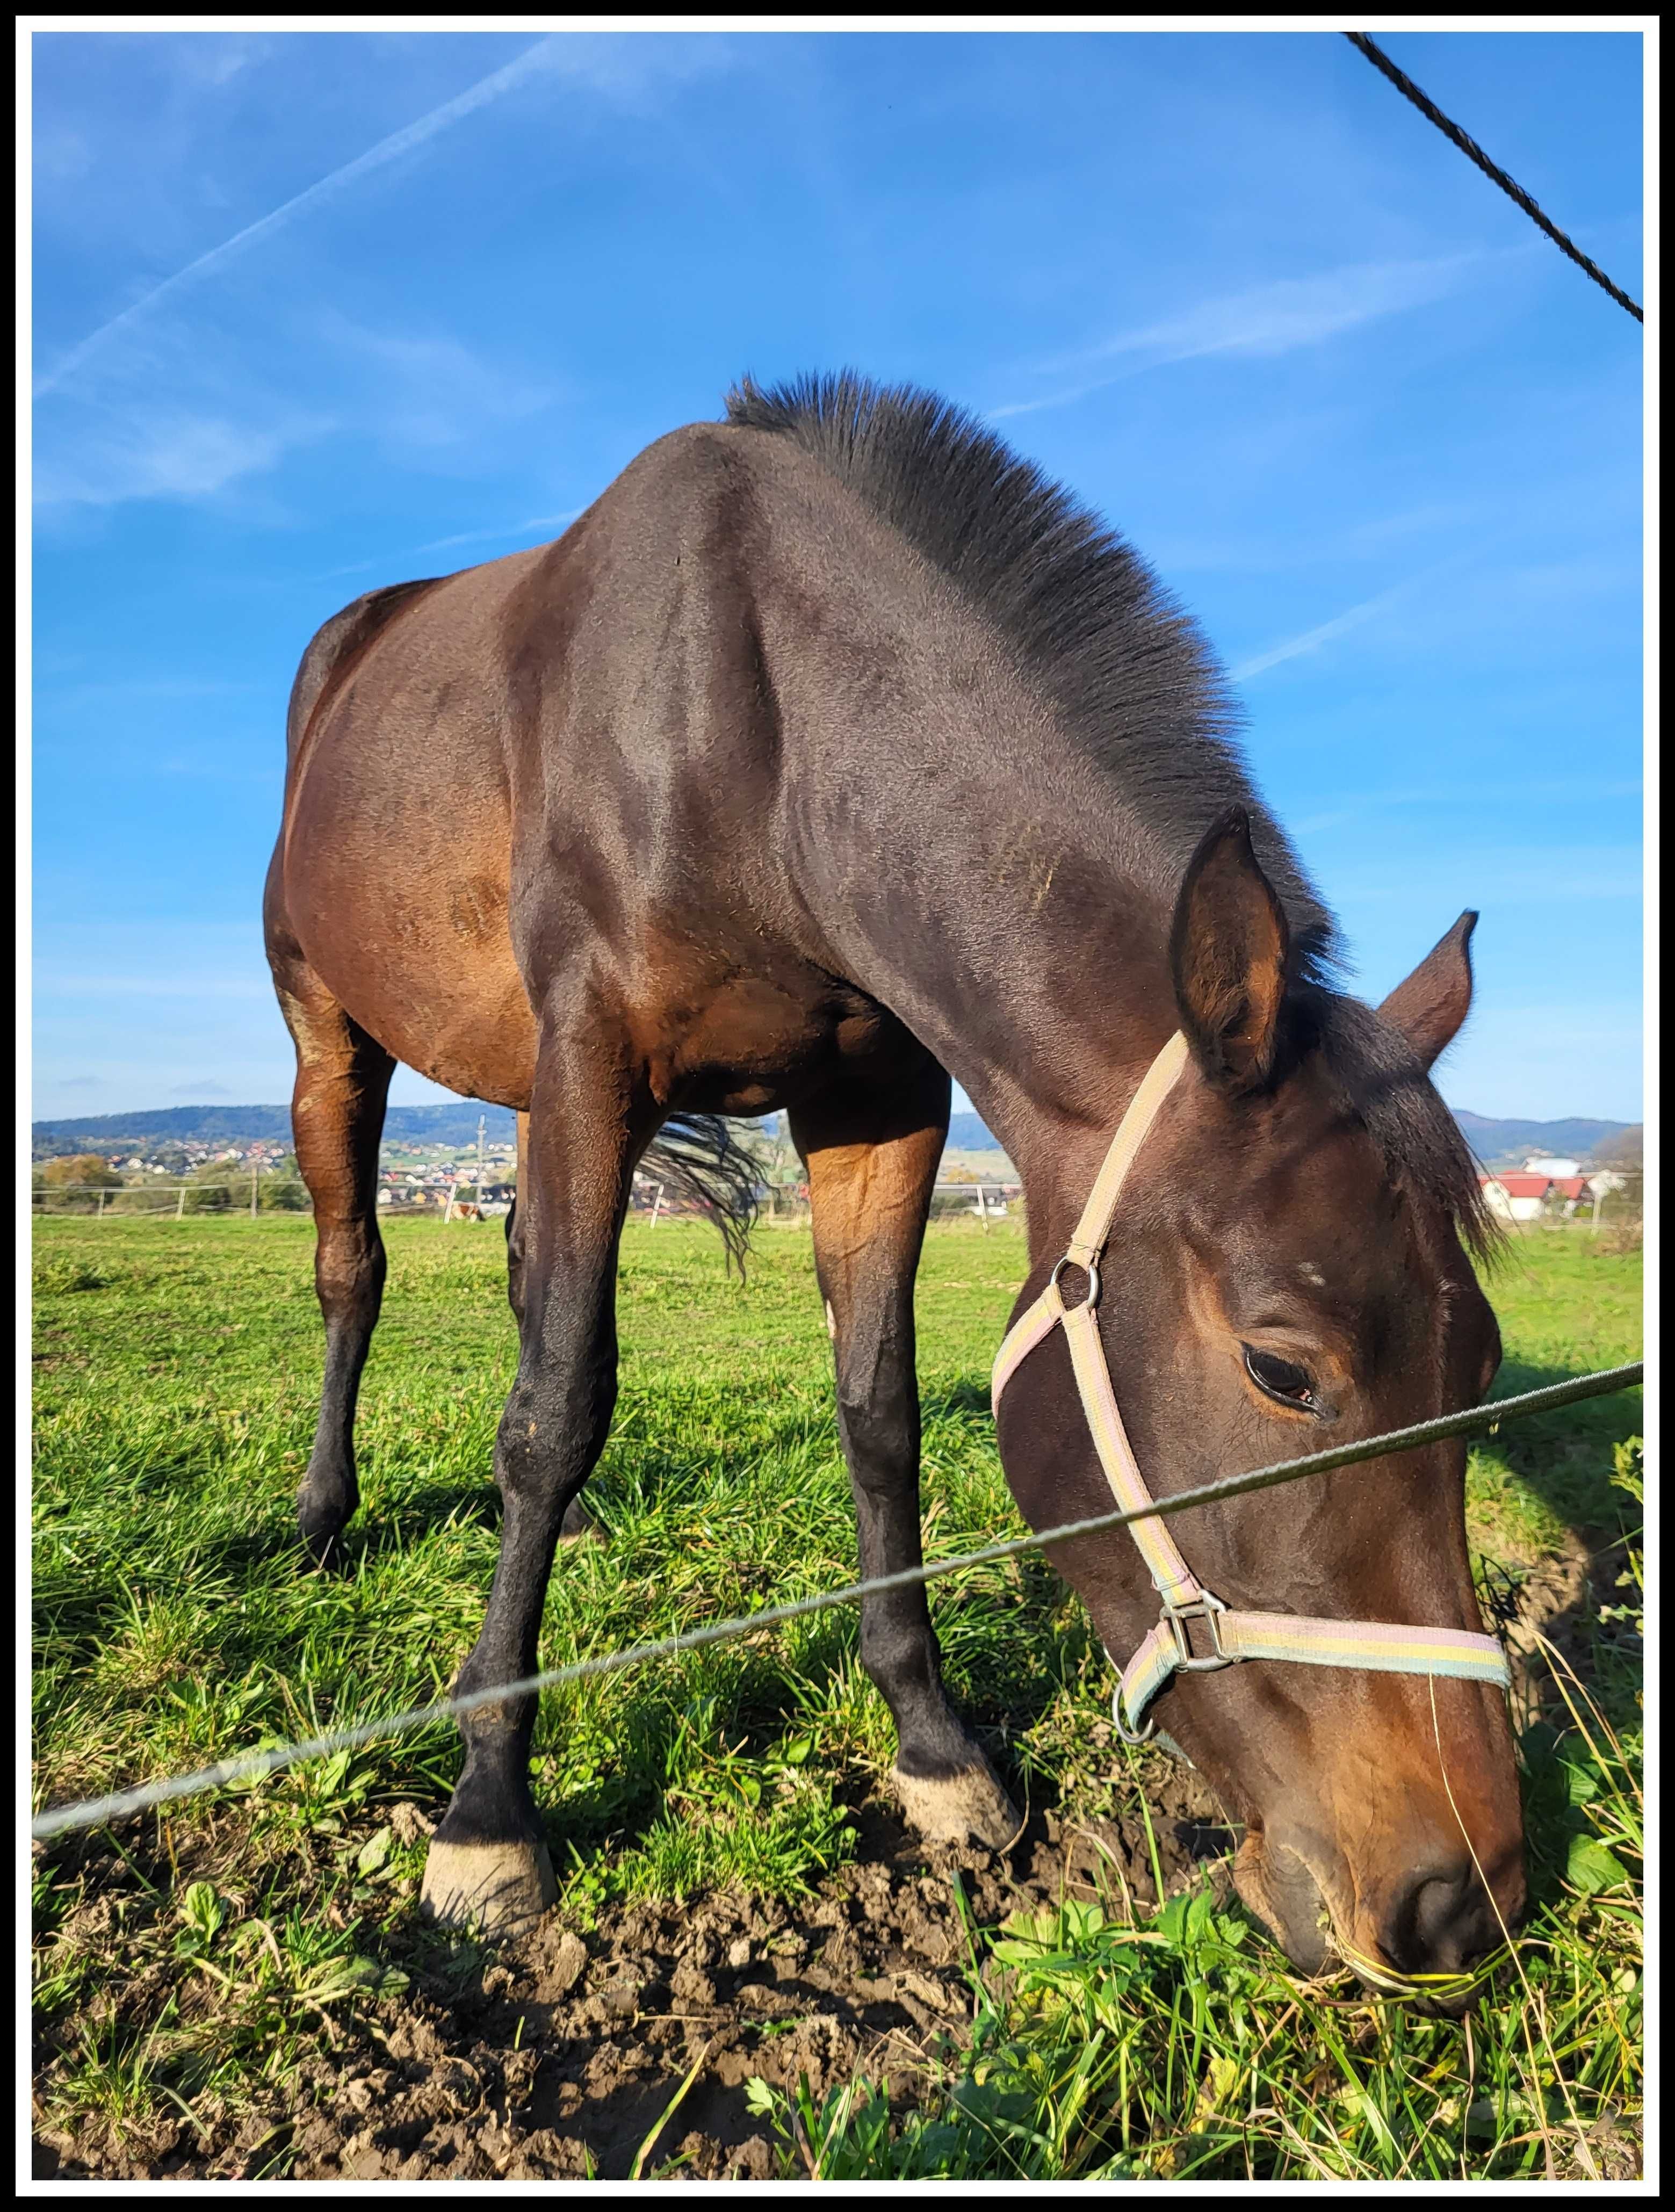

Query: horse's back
[268,422,867,1105]
[273,550,561,1102]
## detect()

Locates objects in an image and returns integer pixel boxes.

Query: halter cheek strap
[991,1030,1509,1743]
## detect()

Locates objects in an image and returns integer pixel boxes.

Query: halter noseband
[991,1030,1509,1744]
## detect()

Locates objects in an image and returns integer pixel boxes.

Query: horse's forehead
[1183,1072,1387,1212]
[1171,1084,1429,1293]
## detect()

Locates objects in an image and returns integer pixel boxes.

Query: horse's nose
[1379,1859,1512,1982]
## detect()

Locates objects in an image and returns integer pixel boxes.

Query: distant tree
[256,1152,310,1212]
[39,1155,122,1213]
[739,1116,801,1189]
[1593,1125,1644,1172]
[42,1153,121,1187]
[182,1160,236,1214]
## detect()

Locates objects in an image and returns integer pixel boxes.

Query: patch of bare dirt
[31,1752,1230,2185]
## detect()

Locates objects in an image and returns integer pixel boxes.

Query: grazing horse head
[996,811,1522,1994]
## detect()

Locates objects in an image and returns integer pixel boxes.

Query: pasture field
[32,1215,1642,2181]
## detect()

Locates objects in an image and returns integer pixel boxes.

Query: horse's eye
[1243,1344,1320,1411]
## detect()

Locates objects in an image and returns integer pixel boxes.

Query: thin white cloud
[314,314,559,451]
[1230,544,1485,682]
[34,38,568,399]
[988,378,1123,424]
[1065,255,1479,371]
[33,409,321,511]
[309,508,583,584]
[410,509,580,555]
[989,253,1482,421]
[1230,581,1413,682]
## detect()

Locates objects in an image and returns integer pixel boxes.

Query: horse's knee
[314,1224,385,1326]
[494,1366,615,1507]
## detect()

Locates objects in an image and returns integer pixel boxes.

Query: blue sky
[31,28,1644,1125]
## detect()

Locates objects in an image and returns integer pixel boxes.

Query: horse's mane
[724,371,1494,1260]
[726,370,1337,975]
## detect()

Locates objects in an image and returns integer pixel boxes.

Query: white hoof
[893,1761,1020,1849]
[419,1837,557,1937]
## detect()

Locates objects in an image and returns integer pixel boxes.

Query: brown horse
[265,374,1522,1990]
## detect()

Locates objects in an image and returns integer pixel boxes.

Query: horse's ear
[1169,807,1290,1094]
[1378,912,1477,1069]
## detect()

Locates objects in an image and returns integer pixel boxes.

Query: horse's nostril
[1383,1863,1503,1978]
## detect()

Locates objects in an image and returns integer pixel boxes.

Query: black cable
[1345,31,1643,323]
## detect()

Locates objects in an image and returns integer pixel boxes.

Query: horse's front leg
[421,1027,640,1934]
[793,1052,1020,1848]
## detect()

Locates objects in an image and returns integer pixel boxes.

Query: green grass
[32,1215,1642,2177]
[745,1439,1645,2179]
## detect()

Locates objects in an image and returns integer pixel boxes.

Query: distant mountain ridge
[32,1102,519,1153]
[32,1101,1635,1167]
[1449,1112,1635,1166]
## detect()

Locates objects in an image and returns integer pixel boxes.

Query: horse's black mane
[726,370,1337,972]
[724,371,1493,1259]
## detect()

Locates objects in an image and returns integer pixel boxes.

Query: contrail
[1230,585,1408,682]
[34,38,565,399]
[1229,549,1476,683]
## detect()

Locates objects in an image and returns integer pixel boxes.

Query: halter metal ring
[1050,1253,1101,1311]
[1111,1681,1156,1745]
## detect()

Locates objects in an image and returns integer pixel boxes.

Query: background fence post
[176,1186,186,1220]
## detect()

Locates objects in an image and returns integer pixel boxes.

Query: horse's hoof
[298,1519,348,1573]
[893,1759,1021,1849]
[419,1838,557,1938]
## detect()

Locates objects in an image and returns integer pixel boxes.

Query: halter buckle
[1162,1590,1237,1672]
[1049,1253,1102,1311]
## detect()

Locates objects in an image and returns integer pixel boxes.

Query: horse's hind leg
[792,1051,1020,1849]
[273,964,394,1567]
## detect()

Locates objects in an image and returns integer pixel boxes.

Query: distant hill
[947,1108,1636,1168]
[31,1101,1635,1169]
[31,1102,519,1156]
[947,1110,1005,1154]
[1450,1112,1634,1167]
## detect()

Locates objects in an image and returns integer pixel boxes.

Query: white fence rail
[32,1176,1024,1226]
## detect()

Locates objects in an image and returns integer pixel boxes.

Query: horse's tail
[640,1116,761,1270]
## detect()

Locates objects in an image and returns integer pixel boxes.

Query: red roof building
[1488,1174,1553,1200]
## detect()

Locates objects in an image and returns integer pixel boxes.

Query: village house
[1478,1163,1622,1224]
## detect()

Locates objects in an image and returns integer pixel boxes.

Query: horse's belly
[285,758,538,1109]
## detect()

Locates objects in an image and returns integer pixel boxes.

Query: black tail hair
[640,1115,760,1270]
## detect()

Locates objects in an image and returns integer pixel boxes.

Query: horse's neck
[792,708,1179,1235]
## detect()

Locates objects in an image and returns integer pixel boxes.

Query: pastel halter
[991,1030,1510,1744]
